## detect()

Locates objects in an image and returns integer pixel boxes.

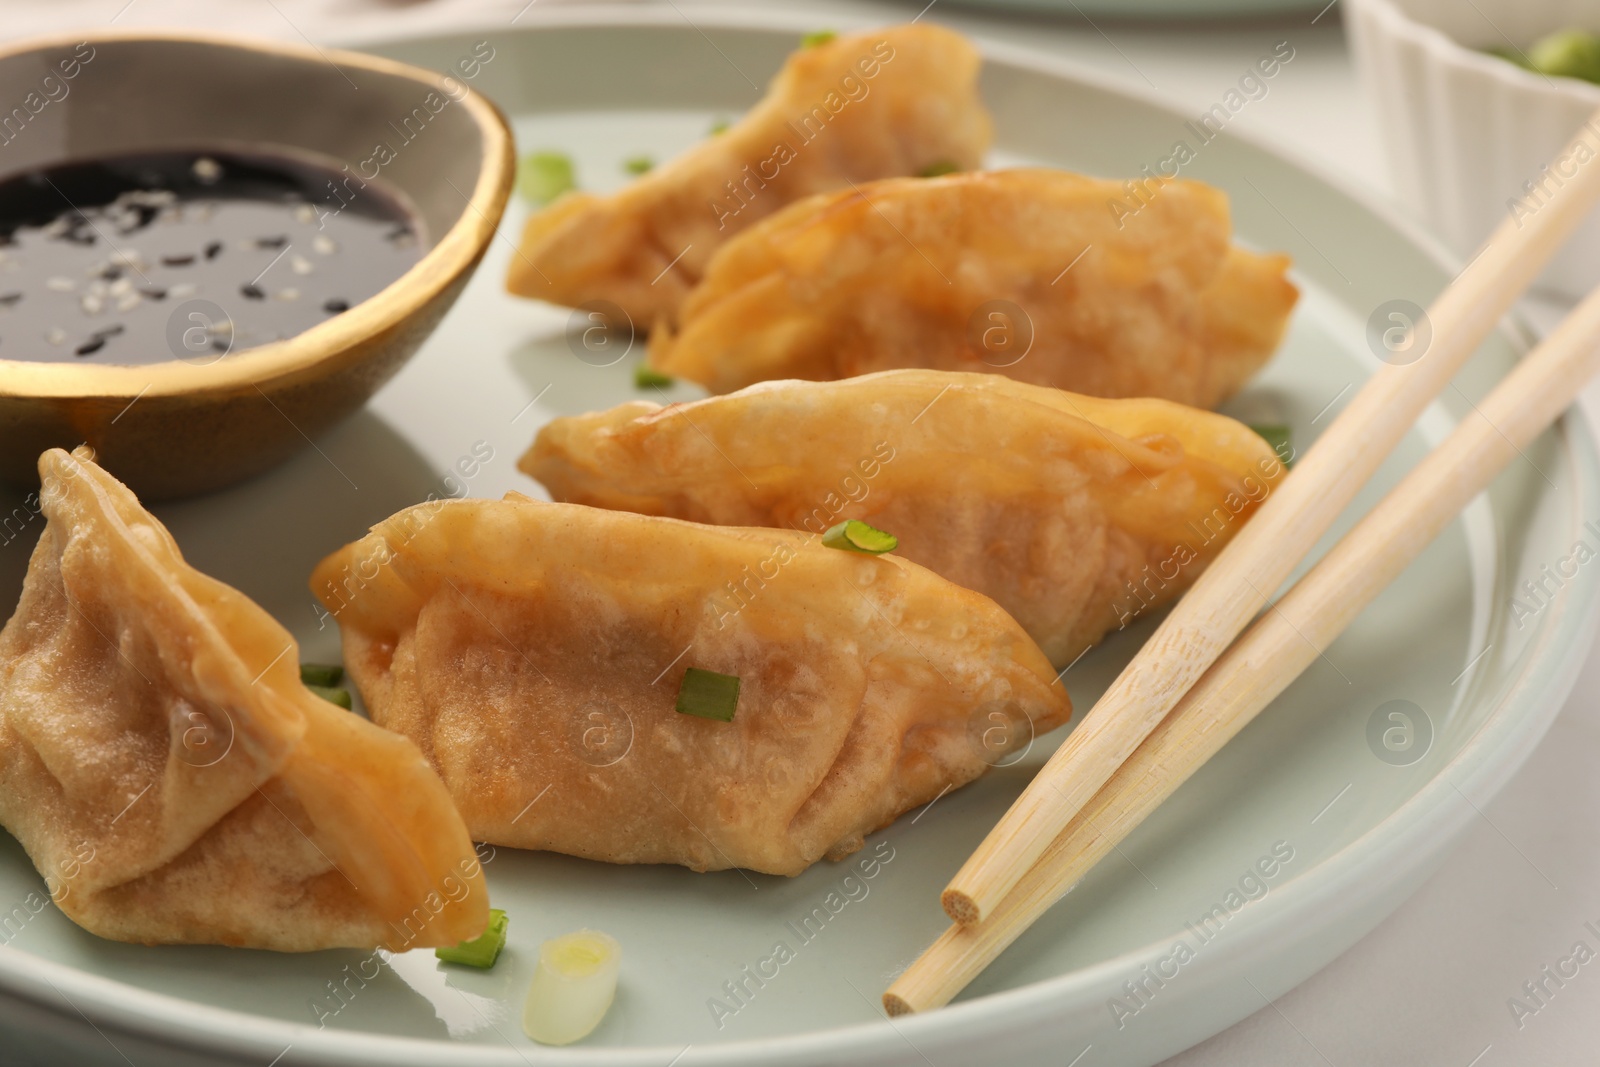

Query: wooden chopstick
[940,106,1600,927]
[887,258,1600,1015]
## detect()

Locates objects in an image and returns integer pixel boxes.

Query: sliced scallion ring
[676,667,740,722]
[822,519,898,555]
[299,662,343,687]
[517,152,576,206]
[306,684,352,710]
[435,908,509,969]
[523,928,621,1045]
[634,364,674,389]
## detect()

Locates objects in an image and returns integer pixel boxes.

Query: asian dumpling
[505,23,992,328]
[0,448,488,951]
[647,169,1299,408]
[312,496,1069,877]
[523,370,1286,664]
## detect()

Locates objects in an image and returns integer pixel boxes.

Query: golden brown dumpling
[505,23,992,327]
[648,169,1298,407]
[524,370,1286,664]
[0,448,487,951]
[312,497,1068,877]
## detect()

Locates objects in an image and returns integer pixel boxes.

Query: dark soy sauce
[0,150,424,365]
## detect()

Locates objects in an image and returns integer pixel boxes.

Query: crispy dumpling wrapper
[0,448,487,951]
[312,497,1068,877]
[524,370,1287,664]
[505,23,992,327]
[648,169,1299,408]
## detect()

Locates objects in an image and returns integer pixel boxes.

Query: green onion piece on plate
[436,908,509,969]
[299,662,343,687]
[622,155,654,176]
[634,364,674,389]
[917,161,960,178]
[676,668,740,722]
[1249,424,1293,467]
[822,519,898,555]
[801,29,837,48]
[709,118,731,136]
[517,151,576,206]
[306,684,352,710]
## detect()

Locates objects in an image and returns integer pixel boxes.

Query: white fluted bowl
[1345,0,1600,299]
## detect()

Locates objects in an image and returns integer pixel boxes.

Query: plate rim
[0,8,1592,1064]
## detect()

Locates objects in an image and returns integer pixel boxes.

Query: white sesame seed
[46,277,75,291]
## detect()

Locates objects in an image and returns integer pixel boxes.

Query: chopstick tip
[942,888,981,925]
[882,992,916,1017]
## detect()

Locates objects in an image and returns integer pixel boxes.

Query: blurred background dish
[1346,0,1600,301]
[945,0,1328,18]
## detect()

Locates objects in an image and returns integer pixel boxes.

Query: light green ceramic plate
[0,8,1593,1067]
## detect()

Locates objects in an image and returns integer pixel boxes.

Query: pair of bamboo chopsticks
[885,106,1600,1014]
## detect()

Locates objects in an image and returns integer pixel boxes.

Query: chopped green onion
[1485,45,1535,71]
[306,684,352,710]
[801,29,837,48]
[1486,30,1600,84]
[917,161,961,178]
[436,908,509,969]
[634,364,674,389]
[523,928,621,1045]
[822,519,898,555]
[622,155,654,176]
[709,118,731,136]
[1249,424,1293,467]
[676,667,740,722]
[1528,29,1600,84]
[517,151,577,205]
[299,662,343,687]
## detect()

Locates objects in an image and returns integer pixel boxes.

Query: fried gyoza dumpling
[505,24,992,327]
[312,497,1068,877]
[0,448,488,951]
[524,371,1286,664]
[648,169,1299,407]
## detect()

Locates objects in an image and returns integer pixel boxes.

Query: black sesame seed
[255,235,288,249]
[0,293,20,307]
[139,287,167,301]
[240,283,265,300]
[74,338,105,357]
[204,241,223,260]
[322,298,349,314]
[160,254,195,268]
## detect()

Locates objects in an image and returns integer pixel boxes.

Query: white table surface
[8,1,1598,1064]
